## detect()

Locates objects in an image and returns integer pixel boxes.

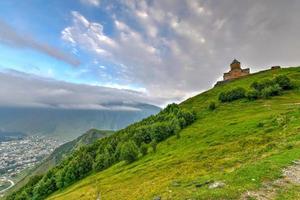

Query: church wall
[223,68,250,80]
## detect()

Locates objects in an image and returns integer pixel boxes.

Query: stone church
[223,59,250,81]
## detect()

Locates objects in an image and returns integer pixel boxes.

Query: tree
[120,141,139,163]
[171,118,181,139]
[93,148,113,171]
[140,142,148,156]
[150,140,157,152]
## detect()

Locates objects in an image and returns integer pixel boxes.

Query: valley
[0,136,62,183]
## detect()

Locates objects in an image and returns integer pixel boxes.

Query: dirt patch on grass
[241,160,300,200]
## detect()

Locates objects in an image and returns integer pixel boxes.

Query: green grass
[48,67,300,200]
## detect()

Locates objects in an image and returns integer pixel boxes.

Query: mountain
[8,67,300,200]
[0,103,160,140]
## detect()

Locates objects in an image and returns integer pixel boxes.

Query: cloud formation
[0,69,160,110]
[61,0,300,102]
[0,19,80,66]
[80,0,101,7]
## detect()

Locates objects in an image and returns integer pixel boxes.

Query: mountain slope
[0,103,160,140]
[45,67,300,200]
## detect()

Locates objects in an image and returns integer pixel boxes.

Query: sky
[0,0,300,109]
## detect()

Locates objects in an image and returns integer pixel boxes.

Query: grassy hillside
[46,67,300,200]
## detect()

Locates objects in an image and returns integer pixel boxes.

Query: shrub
[261,84,281,99]
[120,141,139,163]
[171,119,181,139]
[208,101,216,110]
[248,75,293,101]
[218,92,227,102]
[274,75,293,90]
[219,87,246,102]
[251,79,275,92]
[139,142,148,156]
[150,140,157,152]
[257,122,264,128]
[227,87,246,101]
[246,90,260,100]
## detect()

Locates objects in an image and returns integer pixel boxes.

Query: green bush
[140,142,148,156]
[246,90,260,100]
[261,84,281,99]
[251,79,275,92]
[248,75,292,101]
[257,122,264,128]
[274,75,293,90]
[208,101,216,110]
[219,87,246,102]
[120,141,139,163]
[151,140,158,152]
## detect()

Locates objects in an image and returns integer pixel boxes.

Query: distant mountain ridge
[0,103,160,140]
[0,130,26,142]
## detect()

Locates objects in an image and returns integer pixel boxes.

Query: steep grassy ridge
[47,67,300,200]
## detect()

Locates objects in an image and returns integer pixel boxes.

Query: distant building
[271,66,281,70]
[223,59,250,81]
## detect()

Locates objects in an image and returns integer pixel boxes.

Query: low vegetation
[219,87,246,102]
[219,75,293,102]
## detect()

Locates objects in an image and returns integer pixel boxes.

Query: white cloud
[62,11,116,57]
[0,69,161,110]
[80,0,100,7]
[62,0,300,103]
[0,19,80,66]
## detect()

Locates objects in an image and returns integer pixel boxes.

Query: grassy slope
[48,67,300,200]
